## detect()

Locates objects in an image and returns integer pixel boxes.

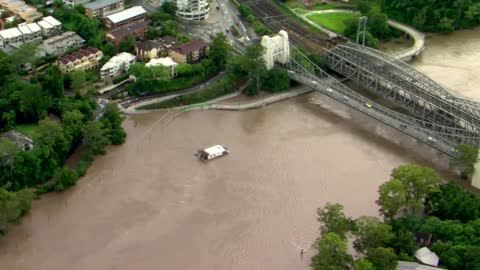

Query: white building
[146,57,178,77]
[0,27,23,47]
[62,0,88,7]
[40,31,85,56]
[100,52,136,80]
[153,0,209,20]
[37,16,62,37]
[17,22,42,43]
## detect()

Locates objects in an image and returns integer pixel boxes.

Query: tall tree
[311,232,353,270]
[70,70,86,92]
[317,203,351,238]
[354,258,375,270]
[450,143,479,180]
[119,35,136,54]
[83,121,110,155]
[209,33,231,70]
[244,44,267,94]
[262,68,290,92]
[377,178,407,220]
[353,216,394,254]
[19,83,50,121]
[42,65,64,98]
[9,43,39,69]
[62,110,84,146]
[366,247,397,270]
[100,104,126,145]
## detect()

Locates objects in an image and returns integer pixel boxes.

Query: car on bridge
[326,88,333,93]
[364,103,372,108]
[428,137,437,142]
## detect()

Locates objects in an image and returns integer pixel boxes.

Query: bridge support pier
[261,30,290,70]
[472,153,480,189]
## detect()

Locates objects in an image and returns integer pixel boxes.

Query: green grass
[306,12,358,34]
[285,0,304,9]
[294,8,310,15]
[0,137,16,153]
[15,124,39,138]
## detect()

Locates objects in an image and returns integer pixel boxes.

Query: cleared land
[306,12,358,34]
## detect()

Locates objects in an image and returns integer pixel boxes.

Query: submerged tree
[450,143,479,180]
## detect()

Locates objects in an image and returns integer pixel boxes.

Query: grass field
[311,3,347,11]
[15,124,39,138]
[306,12,358,34]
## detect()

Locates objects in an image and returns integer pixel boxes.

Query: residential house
[58,47,104,73]
[105,20,148,47]
[37,16,62,37]
[40,31,85,56]
[84,0,124,18]
[169,39,209,64]
[135,36,176,60]
[145,57,177,77]
[100,52,135,80]
[0,27,23,47]
[17,22,41,42]
[103,6,146,29]
[0,0,42,23]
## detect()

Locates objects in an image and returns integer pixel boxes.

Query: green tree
[353,216,394,253]
[0,185,34,237]
[1,110,16,130]
[354,258,375,270]
[311,232,353,270]
[244,44,267,95]
[209,33,231,70]
[54,166,78,191]
[100,103,126,145]
[9,42,39,69]
[42,65,64,98]
[162,2,177,15]
[62,110,84,146]
[450,143,479,180]
[317,203,351,238]
[377,164,440,219]
[83,121,110,155]
[35,118,70,159]
[119,35,136,53]
[70,70,86,92]
[161,20,178,36]
[389,230,416,256]
[366,247,397,270]
[262,68,290,92]
[19,83,50,121]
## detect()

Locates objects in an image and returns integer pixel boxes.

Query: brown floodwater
[0,30,478,270]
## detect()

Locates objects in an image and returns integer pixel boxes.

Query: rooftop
[0,27,22,39]
[203,145,227,155]
[43,31,84,46]
[58,47,101,64]
[106,6,145,24]
[396,261,445,270]
[136,36,176,51]
[17,22,40,34]
[171,39,208,55]
[101,52,135,70]
[146,57,177,68]
[84,0,123,10]
[107,20,148,39]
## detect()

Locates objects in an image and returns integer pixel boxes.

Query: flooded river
[1,29,479,270]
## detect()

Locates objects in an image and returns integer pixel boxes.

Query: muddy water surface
[1,29,478,270]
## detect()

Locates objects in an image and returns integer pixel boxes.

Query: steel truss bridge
[276,44,480,157]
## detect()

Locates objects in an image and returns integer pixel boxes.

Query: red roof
[171,39,208,55]
[58,47,101,64]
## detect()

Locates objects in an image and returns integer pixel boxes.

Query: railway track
[240,0,343,51]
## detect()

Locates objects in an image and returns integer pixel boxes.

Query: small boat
[197,145,230,160]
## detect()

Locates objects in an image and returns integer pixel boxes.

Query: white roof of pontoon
[106,6,145,24]
[203,145,226,155]
[415,247,440,266]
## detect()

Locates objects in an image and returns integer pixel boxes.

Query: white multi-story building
[145,57,177,77]
[17,22,42,43]
[100,52,136,80]
[40,31,85,56]
[37,16,62,37]
[153,0,209,20]
[0,27,23,48]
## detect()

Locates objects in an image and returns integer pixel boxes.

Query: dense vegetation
[238,4,272,35]
[0,46,126,238]
[311,163,480,270]
[352,0,480,33]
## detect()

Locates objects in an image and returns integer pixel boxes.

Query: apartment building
[0,0,42,23]
[58,47,104,73]
[62,0,88,7]
[40,31,85,56]
[105,20,148,47]
[135,36,176,60]
[100,52,135,80]
[176,0,210,20]
[84,0,124,18]
[145,57,177,77]
[0,27,22,48]
[17,22,41,42]
[37,16,62,37]
[169,39,209,64]
[103,6,146,29]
